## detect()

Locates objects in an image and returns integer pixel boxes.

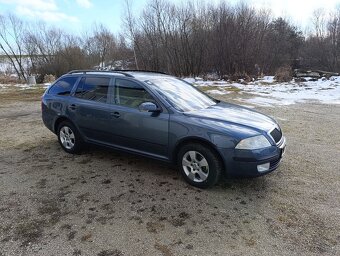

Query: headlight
[235,135,271,150]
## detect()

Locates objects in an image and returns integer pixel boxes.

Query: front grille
[270,128,282,143]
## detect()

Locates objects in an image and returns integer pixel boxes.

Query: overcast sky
[0,0,339,33]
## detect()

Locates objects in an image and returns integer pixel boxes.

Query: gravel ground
[0,87,339,256]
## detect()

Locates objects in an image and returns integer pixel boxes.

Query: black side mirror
[139,102,161,113]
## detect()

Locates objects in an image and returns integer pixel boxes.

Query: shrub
[275,65,292,82]
[229,72,251,83]
[43,74,56,83]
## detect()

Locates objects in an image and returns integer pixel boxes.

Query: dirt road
[0,88,339,256]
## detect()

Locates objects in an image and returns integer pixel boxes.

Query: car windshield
[145,77,217,112]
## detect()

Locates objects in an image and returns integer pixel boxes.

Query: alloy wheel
[182,151,209,183]
[59,126,75,150]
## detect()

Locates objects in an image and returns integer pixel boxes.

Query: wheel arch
[54,116,76,134]
[172,136,225,170]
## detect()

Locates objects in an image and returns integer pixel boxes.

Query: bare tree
[123,0,139,69]
[0,14,27,79]
[312,9,327,39]
[327,8,340,70]
[303,7,340,72]
[24,23,66,78]
[84,23,117,69]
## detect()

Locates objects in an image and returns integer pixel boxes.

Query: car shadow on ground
[71,142,272,193]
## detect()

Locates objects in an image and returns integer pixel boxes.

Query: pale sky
[246,0,340,28]
[0,0,339,33]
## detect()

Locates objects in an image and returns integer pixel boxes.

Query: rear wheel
[57,121,83,154]
[177,143,222,188]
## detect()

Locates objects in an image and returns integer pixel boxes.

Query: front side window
[75,77,110,103]
[48,76,78,96]
[114,79,155,108]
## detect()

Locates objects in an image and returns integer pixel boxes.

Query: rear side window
[75,77,110,103]
[48,77,78,96]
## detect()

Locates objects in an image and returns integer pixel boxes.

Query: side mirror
[139,102,161,113]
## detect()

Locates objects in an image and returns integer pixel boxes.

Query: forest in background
[1,0,340,82]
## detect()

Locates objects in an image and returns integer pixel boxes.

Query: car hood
[184,102,276,132]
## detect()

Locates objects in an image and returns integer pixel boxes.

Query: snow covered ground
[185,76,340,106]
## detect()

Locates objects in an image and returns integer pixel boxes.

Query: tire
[177,143,222,188]
[57,121,83,154]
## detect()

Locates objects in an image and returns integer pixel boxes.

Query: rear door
[67,76,113,142]
[107,78,170,158]
[43,76,79,130]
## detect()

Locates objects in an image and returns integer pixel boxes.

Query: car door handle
[110,112,120,118]
[68,104,77,110]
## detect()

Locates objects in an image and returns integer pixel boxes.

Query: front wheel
[177,143,222,188]
[57,121,83,154]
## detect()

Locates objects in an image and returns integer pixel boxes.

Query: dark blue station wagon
[42,70,286,188]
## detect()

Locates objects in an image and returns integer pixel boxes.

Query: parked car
[42,70,286,188]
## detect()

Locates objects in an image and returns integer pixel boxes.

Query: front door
[107,78,169,159]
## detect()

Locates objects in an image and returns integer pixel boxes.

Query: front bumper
[220,136,286,177]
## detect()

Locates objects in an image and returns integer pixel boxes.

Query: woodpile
[294,69,339,79]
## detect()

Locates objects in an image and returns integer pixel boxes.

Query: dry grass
[0,87,45,102]
[229,72,252,82]
[0,75,25,84]
[226,86,242,92]
[198,85,241,93]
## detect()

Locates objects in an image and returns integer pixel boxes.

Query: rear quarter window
[48,77,78,96]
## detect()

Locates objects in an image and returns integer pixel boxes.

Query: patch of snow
[260,76,275,83]
[196,80,229,87]
[183,77,196,84]
[303,77,317,81]
[330,76,340,82]
[185,75,340,106]
[14,84,33,88]
[208,89,230,95]
[231,76,340,106]
[44,83,51,89]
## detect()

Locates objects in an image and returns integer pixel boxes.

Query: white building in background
[0,56,14,74]
[0,55,33,77]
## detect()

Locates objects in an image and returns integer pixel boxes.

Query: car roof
[65,70,171,82]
